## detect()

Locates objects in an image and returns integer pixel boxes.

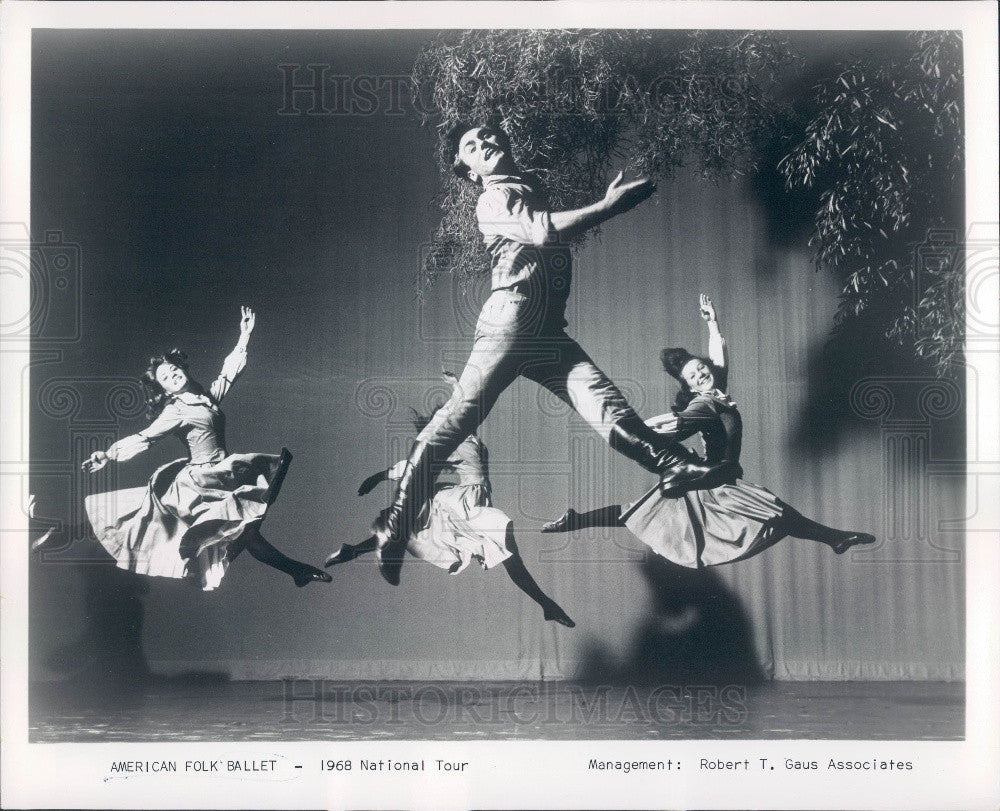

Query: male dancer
[367,124,735,584]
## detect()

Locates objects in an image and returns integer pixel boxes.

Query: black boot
[325,535,378,567]
[608,416,738,497]
[541,505,623,533]
[262,447,293,506]
[324,544,357,567]
[372,440,435,585]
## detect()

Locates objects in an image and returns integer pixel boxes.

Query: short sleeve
[107,403,182,461]
[476,185,557,247]
[209,346,248,402]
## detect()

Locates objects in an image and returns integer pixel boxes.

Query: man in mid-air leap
[366,124,736,584]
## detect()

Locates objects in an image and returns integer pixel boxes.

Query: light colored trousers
[418,290,638,463]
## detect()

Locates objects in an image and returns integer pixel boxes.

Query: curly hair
[141,349,206,420]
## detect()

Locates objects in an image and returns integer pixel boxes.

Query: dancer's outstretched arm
[700,294,728,387]
[646,399,717,440]
[82,407,182,471]
[549,172,656,241]
[476,172,655,248]
[210,306,255,403]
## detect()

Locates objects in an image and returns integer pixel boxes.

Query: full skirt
[85,451,288,590]
[407,483,514,574]
[621,478,787,568]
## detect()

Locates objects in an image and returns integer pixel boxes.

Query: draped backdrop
[29,31,964,682]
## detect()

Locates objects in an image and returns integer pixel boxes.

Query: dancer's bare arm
[357,460,408,496]
[386,460,408,480]
[549,172,656,241]
[700,294,727,373]
[477,172,655,248]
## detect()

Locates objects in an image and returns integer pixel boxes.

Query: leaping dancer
[327,371,575,627]
[366,124,734,584]
[34,307,331,590]
[542,295,876,565]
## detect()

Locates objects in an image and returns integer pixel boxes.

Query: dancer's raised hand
[239,306,256,337]
[699,294,717,323]
[82,450,109,473]
[603,171,656,216]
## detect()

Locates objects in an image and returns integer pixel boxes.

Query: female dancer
[35,307,331,590]
[541,295,875,566]
[326,371,575,627]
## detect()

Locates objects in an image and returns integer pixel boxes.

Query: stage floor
[30,679,963,742]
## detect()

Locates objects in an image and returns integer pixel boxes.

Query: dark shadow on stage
[31,558,230,720]
[577,556,767,688]
[28,555,963,744]
[747,35,966,463]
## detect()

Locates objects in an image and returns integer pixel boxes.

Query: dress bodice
[109,396,228,465]
[672,391,742,465]
[106,345,246,465]
[169,398,228,464]
[441,434,490,486]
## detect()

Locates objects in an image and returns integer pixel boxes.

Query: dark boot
[372,440,435,585]
[324,544,357,567]
[262,448,293,506]
[541,505,623,533]
[324,535,378,567]
[608,416,738,497]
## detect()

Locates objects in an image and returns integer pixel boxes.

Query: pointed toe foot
[324,545,356,568]
[294,565,333,586]
[541,509,576,534]
[543,605,576,628]
[832,533,877,554]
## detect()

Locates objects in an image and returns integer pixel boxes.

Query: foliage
[411,30,792,291]
[779,32,964,376]
[411,30,966,377]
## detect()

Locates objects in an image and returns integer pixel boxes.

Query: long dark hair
[660,347,723,412]
[141,349,207,420]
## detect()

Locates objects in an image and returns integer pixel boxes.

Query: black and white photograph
[1,2,998,809]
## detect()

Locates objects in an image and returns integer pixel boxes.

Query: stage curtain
[29,31,964,683]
